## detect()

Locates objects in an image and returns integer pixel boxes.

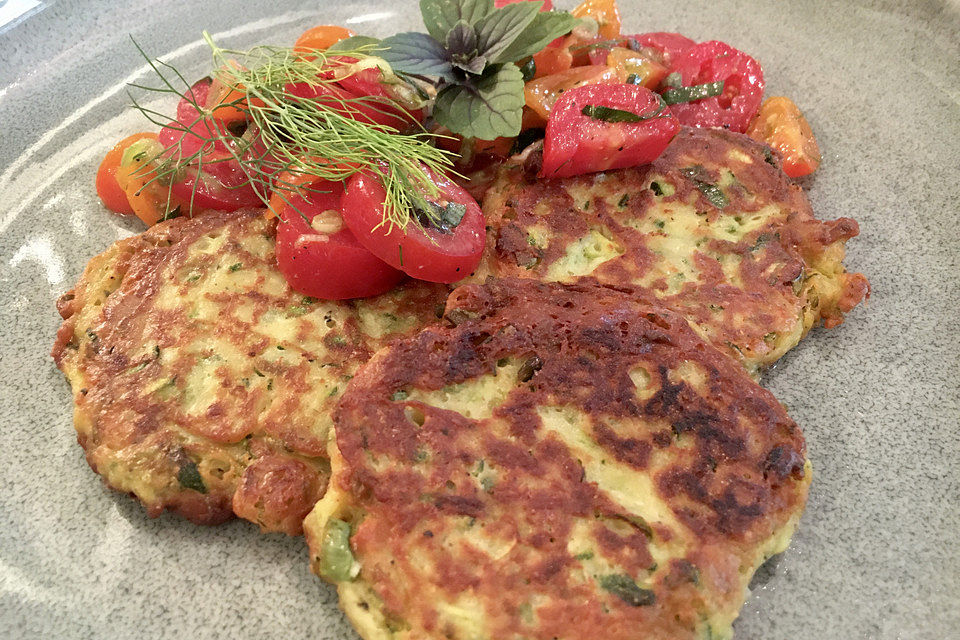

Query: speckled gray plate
[1,1,957,638]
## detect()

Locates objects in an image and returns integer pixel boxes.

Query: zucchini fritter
[52,209,447,534]
[305,278,810,640]
[475,127,868,373]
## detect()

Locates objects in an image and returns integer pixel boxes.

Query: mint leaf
[474,1,541,63]
[327,35,382,52]
[421,0,494,42]
[380,32,455,80]
[492,10,576,63]
[433,62,524,139]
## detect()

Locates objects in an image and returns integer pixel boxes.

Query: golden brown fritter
[304,278,810,640]
[52,209,448,534]
[474,127,869,374]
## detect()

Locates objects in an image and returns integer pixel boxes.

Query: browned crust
[329,278,809,639]
[53,209,447,533]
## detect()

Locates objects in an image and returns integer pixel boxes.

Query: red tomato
[747,96,822,178]
[540,83,679,178]
[158,79,263,211]
[274,180,405,300]
[341,167,485,283]
[627,32,695,65]
[665,40,764,133]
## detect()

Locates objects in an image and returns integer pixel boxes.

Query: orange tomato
[113,134,182,226]
[267,171,320,220]
[605,47,669,89]
[206,76,249,124]
[524,65,618,121]
[294,25,356,53]
[571,0,622,40]
[747,96,822,178]
[95,133,157,215]
[533,45,574,78]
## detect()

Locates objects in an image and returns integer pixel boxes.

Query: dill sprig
[126,33,456,231]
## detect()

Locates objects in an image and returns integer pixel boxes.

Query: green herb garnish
[598,574,656,607]
[680,166,729,209]
[376,0,576,139]
[581,96,667,123]
[661,80,725,105]
[128,36,455,232]
[177,459,207,494]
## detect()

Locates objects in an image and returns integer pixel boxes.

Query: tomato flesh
[95,133,157,215]
[274,181,405,300]
[665,40,764,133]
[341,168,485,283]
[747,96,822,178]
[627,32,695,65]
[525,65,619,121]
[541,83,680,179]
[158,78,263,211]
[294,25,356,53]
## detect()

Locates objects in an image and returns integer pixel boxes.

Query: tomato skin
[158,78,263,211]
[275,181,405,300]
[540,83,680,179]
[627,32,695,65]
[286,71,423,132]
[747,96,822,178]
[95,133,157,215]
[341,168,485,283]
[571,0,622,40]
[294,25,356,53]
[524,65,619,121]
[666,40,765,133]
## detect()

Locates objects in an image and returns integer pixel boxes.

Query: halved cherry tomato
[524,65,618,121]
[627,32,695,66]
[533,45,574,78]
[114,135,181,226]
[541,83,679,178]
[341,167,485,283]
[665,40,765,133]
[95,133,157,215]
[294,25,356,53]
[158,78,263,211]
[571,0,621,40]
[606,47,670,88]
[747,96,822,178]
[206,71,251,124]
[275,180,405,300]
[496,0,553,8]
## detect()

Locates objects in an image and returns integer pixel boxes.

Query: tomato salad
[97,0,823,301]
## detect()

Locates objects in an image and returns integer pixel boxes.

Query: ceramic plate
[1,1,958,638]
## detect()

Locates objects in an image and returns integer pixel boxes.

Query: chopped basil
[390,389,409,402]
[662,80,725,105]
[413,200,467,233]
[649,181,664,196]
[582,97,667,124]
[319,519,358,582]
[625,73,641,85]
[177,459,207,494]
[617,193,630,208]
[599,574,656,607]
[520,57,537,82]
[680,166,729,209]
[574,550,594,561]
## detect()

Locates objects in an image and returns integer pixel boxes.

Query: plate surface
[1,1,958,638]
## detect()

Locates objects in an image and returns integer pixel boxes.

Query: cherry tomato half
[571,0,622,40]
[541,83,679,179]
[275,180,405,300]
[341,167,485,283]
[158,78,263,211]
[524,65,619,121]
[95,132,158,215]
[286,71,423,132]
[747,96,822,178]
[294,25,356,53]
[627,32,695,66]
[666,40,765,133]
